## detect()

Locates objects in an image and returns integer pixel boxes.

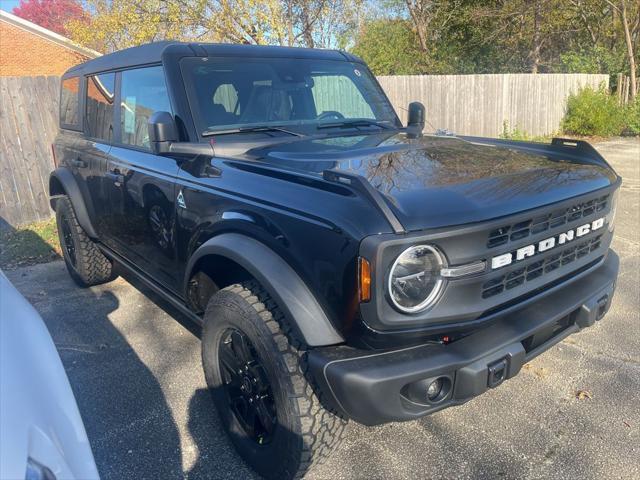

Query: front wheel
[201,281,347,480]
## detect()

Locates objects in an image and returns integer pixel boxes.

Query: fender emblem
[177,190,187,209]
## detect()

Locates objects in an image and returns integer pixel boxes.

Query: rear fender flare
[185,233,345,347]
[49,167,98,238]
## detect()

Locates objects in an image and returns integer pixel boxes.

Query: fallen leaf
[575,389,592,400]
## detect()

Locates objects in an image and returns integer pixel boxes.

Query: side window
[60,77,80,127]
[85,72,115,141]
[120,66,172,149]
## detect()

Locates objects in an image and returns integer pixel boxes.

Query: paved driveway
[6,138,639,480]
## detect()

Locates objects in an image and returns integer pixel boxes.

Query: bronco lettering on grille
[491,217,605,270]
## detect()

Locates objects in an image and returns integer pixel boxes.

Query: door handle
[106,171,125,184]
[71,158,87,168]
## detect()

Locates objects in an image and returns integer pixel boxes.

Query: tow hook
[487,357,508,388]
[596,294,609,320]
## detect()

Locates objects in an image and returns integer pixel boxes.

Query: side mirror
[148,111,214,157]
[407,102,425,134]
[148,111,178,154]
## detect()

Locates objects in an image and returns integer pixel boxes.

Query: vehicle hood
[242,132,618,231]
[0,271,99,480]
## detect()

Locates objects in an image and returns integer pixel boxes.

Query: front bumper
[308,250,619,426]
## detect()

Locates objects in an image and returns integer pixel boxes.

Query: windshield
[181,57,400,136]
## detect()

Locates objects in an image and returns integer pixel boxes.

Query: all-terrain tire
[55,196,115,287]
[202,280,347,480]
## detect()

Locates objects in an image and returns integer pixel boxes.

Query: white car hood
[0,271,99,480]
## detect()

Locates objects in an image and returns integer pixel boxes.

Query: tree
[12,0,87,37]
[66,0,362,52]
[373,0,637,77]
[66,0,200,52]
[403,0,460,54]
[606,0,638,99]
[351,19,429,75]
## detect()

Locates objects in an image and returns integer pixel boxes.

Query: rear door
[82,72,116,237]
[102,66,181,293]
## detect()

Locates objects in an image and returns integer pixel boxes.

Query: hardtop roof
[63,41,360,78]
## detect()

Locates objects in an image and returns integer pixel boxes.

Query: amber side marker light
[358,257,371,303]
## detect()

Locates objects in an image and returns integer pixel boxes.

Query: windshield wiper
[316,119,393,130]
[202,125,304,137]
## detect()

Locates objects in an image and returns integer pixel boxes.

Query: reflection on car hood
[243,132,617,231]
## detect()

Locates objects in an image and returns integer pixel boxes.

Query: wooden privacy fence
[377,73,610,137]
[0,73,613,227]
[0,76,60,228]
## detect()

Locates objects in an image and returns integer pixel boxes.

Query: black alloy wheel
[218,328,277,445]
[60,215,77,267]
[202,281,347,480]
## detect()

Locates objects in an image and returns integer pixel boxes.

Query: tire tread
[57,196,113,286]
[222,281,347,479]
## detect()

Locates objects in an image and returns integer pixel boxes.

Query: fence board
[378,73,609,137]
[0,76,59,227]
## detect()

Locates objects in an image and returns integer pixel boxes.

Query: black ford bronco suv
[51,42,620,479]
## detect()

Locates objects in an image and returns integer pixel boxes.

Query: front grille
[482,234,603,299]
[487,195,609,249]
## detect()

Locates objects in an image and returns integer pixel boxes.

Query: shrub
[561,87,626,136]
[499,121,552,143]
[624,97,640,135]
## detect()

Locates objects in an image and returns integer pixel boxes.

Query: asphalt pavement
[5,138,639,480]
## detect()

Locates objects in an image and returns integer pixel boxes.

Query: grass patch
[499,121,554,143]
[498,120,611,144]
[0,217,61,270]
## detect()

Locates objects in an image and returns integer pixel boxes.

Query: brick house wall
[0,10,99,77]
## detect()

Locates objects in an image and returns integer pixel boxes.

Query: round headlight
[388,245,445,313]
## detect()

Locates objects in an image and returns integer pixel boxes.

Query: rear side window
[85,72,115,142]
[120,66,172,149]
[60,77,80,128]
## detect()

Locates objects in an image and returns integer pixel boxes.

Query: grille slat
[487,195,608,249]
[482,234,603,299]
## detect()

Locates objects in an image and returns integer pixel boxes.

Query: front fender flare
[186,233,345,347]
[49,168,97,238]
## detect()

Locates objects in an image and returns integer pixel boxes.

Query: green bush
[561,87,626,136]
[499,121,552,143]
[624,97,640,135]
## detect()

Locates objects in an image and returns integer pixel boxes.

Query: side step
[97,244,203,327]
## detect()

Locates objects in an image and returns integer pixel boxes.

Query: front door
[102,66,181,293]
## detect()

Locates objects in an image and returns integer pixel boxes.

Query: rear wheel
[55,196,115,287]
[202,281,347,480]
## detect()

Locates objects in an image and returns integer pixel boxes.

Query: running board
[97,244,203,327]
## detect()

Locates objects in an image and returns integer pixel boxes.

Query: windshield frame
[180,56,402,139]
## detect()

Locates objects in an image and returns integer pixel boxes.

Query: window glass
[311,75,374,119]
[60,77,80,127]
[120,66,172,148]
[85,73,115,141]
[213,83,239,114]
[182,58,399,135]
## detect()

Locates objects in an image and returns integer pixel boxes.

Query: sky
[0,0,21,13]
